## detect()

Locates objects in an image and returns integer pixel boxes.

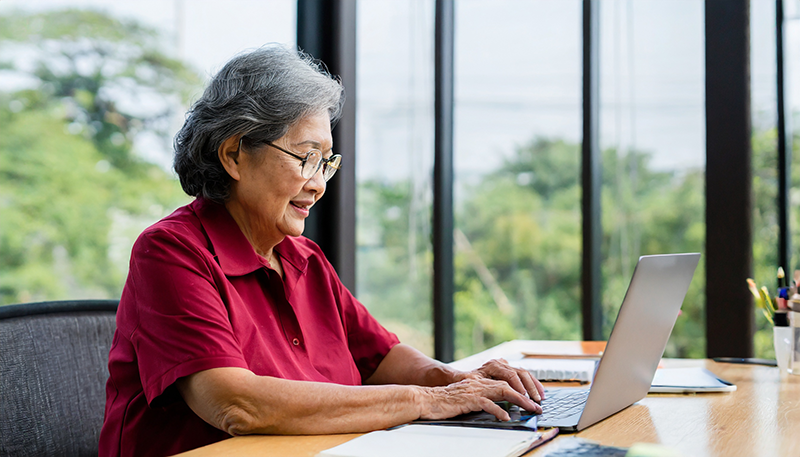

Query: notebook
[316,424,558,457]
[648,367,736,393]
[536,253,700,431]
[520,341,606,359]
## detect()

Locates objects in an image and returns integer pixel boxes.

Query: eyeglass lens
[300,151,341,182]
[322,155,341,181]
[301,151,321,180]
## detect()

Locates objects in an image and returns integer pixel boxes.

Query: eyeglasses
[238,137,342,181]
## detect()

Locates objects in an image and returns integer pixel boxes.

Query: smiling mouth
[290,202,311,211]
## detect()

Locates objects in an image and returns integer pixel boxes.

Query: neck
[224,199,284,261]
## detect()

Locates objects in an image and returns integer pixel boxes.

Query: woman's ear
[218,135,242,181]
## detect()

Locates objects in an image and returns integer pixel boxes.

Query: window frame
[300,0,784,360]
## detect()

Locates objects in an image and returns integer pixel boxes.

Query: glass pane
[789,0,800,336]
[755,0,800,359]
[599,0,706,357]
[356,0,436,355]
[750,0,780,358]
[0,1,295,305]
[453,0,582,360]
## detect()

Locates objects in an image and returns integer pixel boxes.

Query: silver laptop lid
[576,253,700,430]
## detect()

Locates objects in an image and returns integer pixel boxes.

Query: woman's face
[227,111,332,246]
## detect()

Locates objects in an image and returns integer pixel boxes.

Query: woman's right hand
[416,377,542,422]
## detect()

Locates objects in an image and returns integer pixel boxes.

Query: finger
[533,375,546,401]
[501,386,542,414]
[495,369,528,396]
[479,360,528,395]
[517,369,542,403]
[478,397,511,421]
[488,359,545,402]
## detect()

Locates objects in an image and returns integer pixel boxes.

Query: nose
[303,166,326,197]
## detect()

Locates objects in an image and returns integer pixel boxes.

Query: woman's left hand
[457,358,545,405]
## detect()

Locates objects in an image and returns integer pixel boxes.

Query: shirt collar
[274,237,309,279]
[192,198,309,279]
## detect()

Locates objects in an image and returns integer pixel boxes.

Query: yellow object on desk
[625,442,682,457]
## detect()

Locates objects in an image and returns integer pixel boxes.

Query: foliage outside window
[0,10,198,304]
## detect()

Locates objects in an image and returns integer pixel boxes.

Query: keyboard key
[540,389,589,420]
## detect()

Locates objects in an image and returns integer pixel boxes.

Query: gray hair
[174,44,345,202]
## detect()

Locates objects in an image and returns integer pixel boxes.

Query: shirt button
[292,338,300,346]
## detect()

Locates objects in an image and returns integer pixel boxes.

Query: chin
[283,224,305,238]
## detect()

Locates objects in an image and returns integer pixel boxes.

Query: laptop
[536,253,700,432]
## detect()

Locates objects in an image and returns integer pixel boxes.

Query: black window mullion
[582,0,602,341]
[433,0,456,363]
[705,0,753,358]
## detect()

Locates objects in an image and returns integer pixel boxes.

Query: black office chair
[0,300,118,457]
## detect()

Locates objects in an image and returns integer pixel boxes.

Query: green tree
[454,138,582,358]
[453,138,706,358]
[357,180,434,353]
[359,126,791,360]
[751,126,800,358]
[599,146,705,357]
[0,9,200,304]
[0,9,199,170]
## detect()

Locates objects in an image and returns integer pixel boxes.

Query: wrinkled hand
[442,358,545,420]
[464,358,545,405]
[417,376,542,422]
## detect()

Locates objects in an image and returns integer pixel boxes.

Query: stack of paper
[509,358,597,383]
[317,424,550,457]
[649,367,736,393]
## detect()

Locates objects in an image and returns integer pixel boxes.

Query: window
[752,0,800,358]
[6,0,797,361]
[598,0,705,357]
[356,0,436,355]
[453,0,582,359]
[788,1,800,332]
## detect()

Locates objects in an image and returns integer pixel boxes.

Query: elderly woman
[99,44,544,457]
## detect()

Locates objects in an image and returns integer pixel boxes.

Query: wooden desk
[176,342,800,457]
[529,358,800,457]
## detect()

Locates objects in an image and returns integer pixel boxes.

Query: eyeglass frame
[236,136,342,182]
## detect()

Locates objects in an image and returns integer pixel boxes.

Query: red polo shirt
[99,198,399,457]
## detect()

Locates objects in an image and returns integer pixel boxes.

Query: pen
[712,357,777,367]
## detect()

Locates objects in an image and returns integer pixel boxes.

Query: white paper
[649,367,736,393]
[509,358,597,382]
[316,424,540,457]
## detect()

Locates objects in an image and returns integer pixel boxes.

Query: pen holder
[774,312,791,374]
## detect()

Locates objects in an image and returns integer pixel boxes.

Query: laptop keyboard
[542,439,629,457]
[539,389,590,421]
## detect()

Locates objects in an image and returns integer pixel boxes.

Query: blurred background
[1,0,798,360]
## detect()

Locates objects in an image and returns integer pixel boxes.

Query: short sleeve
[122,225,249,405]
[332,268,400,381]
